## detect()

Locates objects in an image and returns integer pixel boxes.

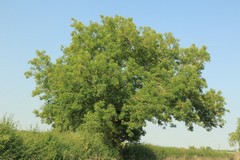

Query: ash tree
[25,16,227,149]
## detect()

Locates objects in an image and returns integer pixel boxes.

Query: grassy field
[122,144,235,160]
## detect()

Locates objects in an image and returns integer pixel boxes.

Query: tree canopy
[229,118,240,151]
[25,16,227,148]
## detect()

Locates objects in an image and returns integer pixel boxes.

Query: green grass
[122,144,234,160]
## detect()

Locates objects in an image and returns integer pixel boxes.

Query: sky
[0,1,240,150]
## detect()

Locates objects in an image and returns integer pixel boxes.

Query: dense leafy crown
[25,16,227,146]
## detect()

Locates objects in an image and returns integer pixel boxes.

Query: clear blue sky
[0,1,240,150]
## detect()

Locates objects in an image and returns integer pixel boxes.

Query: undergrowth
[0,115,235,160]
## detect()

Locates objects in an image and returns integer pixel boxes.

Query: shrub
[122,143,158,160]
[0,115,26,159]
[18,130,119,159]
[19,131,64,159]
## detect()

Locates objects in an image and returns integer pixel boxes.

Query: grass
[122,143,234,160]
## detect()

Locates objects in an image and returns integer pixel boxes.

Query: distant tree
[229,118,240,151]
[25,16,227,150]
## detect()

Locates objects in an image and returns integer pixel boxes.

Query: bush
[19,131,64,159]
[63,131,118,159]
[0,115,234,160]
[18,130,119,159]
[0,115,26,159]
[122,143,158,160]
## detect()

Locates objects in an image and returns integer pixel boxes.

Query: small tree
[25,16,227,152]
[229,118,240,151]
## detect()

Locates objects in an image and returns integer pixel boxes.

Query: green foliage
[122,144,234,160]
[18,130,118,159]
[0,115,118,159]
[19,131,64,159]
[0,115,234,160]
[229,118,240,151]
[74,131,119,159]
[25,15,227,150]
[122,143,158,160]
[0,115,25,160]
